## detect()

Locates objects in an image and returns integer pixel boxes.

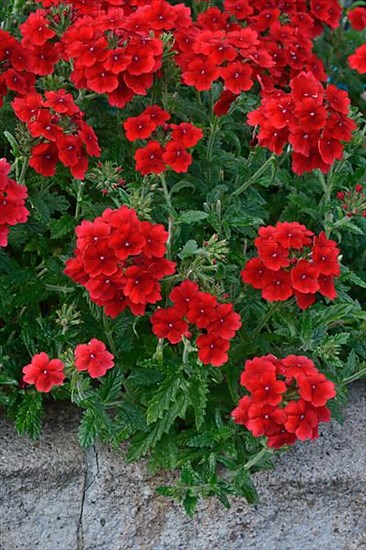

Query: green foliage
[0,0,365,515]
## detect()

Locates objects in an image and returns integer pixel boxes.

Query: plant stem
[103,314,117,356]
[233,154,276,196]
[340,367,366,387]
[159,173,174,259]
[18,157,29,185]
[244,447,270,471]
[160,172,172,210]
[74,180,85,219]
[250,301,283,338]
[206,115,219,162]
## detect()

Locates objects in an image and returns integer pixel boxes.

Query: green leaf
[178,239,199,259]
[15,392,43,440]
[147,372,183,424]
[180,211,208,224]
[233,468,259,503]
[189,374,209,430]
[78,408,98,448]
[49,214,77,240]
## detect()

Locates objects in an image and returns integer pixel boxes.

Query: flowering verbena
[1,0,366,514]
[74,338,115,378]
[336,184,366,218]
[0,158,29,247]
[247,71,356,174]
[124,106,204,175]
[231,354,336,449]
[22,352,65,393]
[241,222,341,310]
[12,90,101,179]
[347,7,366,75]
[150,280,242,367]
[0,0,356,180]
[64,205,175,317]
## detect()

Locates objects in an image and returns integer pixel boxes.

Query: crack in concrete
[77,445,100,550]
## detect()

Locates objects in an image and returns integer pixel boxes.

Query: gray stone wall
[0,382,365,550]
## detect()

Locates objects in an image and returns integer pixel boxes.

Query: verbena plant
[0,0,365,514]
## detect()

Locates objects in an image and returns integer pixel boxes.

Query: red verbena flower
[22,352,65,392]
[74,338,114,378]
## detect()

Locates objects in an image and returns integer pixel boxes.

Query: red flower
[213,90,236,117]
[85,65,119,93]
[140,221,168,259]
[318,274,337,300]
[134,141,166,175]
[207,303,242,340]
[186,292,218,329]
[123,266,155,304]
[246,404,286,437]
[28,110,62,142]
[273,221,313,249]
[170,123,203,148]
[150,306,189,344]
[169,280,199,314]
[279,355,318,379]
[294,290,317,310]
[284,399,319,441]
[182,57,220,91]
[22,352,65,393]
[196,334,230,366]
[12,93,43,122]
[143,105,170,127]
[163,141,192,173]
[348,7,366,31]
[108,224,145,261]
[44,89,80,115]
[241,258,270,289]
[74,338,114,378]
[294,99,327,131]
[291,259,320,294]
[83,243,117,277]
[261,269,293,302]
[298,373,336,407]
[251,371,287,406]
[57,135,82,167]
[348,44,366,74]
[29,143,59,177]
[220,61,253,94]
[123,114,156,142]
[257,241,290,271]
[20,10,56,46]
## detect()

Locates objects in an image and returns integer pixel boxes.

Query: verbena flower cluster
[123,106,203,175]
[150,280,242,367]
[231,354,336,449]
[247,71,356,174]
[64,205,175,317]
[12,91,101,179]
[0,158,29,247]
[241,222,341,310]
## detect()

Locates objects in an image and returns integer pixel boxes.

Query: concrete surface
[0,382,365,550]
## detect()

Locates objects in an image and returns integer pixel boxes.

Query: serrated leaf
[15,392,43,440]
[78,408,98,448]
[49,214,76,239]
[147,373,182,424]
